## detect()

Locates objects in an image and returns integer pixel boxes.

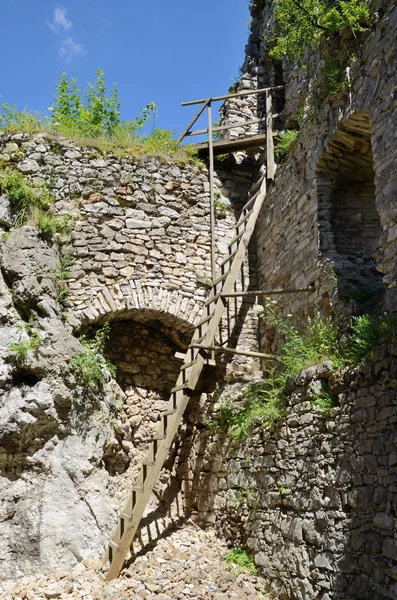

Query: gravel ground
[0,523,269,599]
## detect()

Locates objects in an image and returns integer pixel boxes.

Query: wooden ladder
[102,91,276,581]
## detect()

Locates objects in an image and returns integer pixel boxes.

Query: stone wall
[178,1,397,599]
[188,344,397,599]
[253,0,397,324]
[0,131,263,577]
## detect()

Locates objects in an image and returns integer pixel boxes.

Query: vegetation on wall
[216,302,397,439]
[0,168,73,241]
[0,69,197,163]
[10,318,41,362]
[70,323,116,388]
[264,0,370,99]
[225,548,257,575]
[269,0,370,60]
[274,129,299,155]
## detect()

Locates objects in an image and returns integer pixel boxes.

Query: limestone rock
[1,227,57,281]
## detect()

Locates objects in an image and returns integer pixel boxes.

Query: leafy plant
[218,376,285,439]
[269,0,370,60]
[51,68,156,140]
[0,168,71,241]
[70,323,116,388]
[0,70,199,164]
[322,55,351,96]
[311,392,336,413]
[347,314,397,363]
[52,247,73,302]
[275,129,298,155]
[225,548,257,575]
[10,321,41,361]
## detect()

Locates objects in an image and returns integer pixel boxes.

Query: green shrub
[275,130,298,155]
[225,548,257,575]
[269,0,370,60]
[70,323,116,388]
[0,69,199,164]
[52,247,73,302]
[10,327,41,361]
[348,314,397,363]
[218,377,284,439]
[0,168,72,241]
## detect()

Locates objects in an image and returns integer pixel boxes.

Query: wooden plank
[186,117,264,137]
[207,103,216,283]
[177,98,210,143]
[181,85,284,106]
[220,285,315,298]
[266,90,275,180]
[192,344,279,360]
[193,134,266,156]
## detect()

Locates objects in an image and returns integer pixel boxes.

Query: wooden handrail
[181,85,284,106]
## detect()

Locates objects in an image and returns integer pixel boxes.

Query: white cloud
[48,8,72,33]
[59,37,85,62]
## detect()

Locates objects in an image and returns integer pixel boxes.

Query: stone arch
[74,281,204,332]
[316,110,384,306]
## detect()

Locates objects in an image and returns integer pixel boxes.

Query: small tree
[52,68,156,139]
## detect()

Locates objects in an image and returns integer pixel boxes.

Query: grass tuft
[225,548,257,575]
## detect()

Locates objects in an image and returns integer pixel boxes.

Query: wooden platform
[192,133,266,156]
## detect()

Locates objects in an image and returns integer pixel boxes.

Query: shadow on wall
[317,111,385,314]
[181,349,397,600]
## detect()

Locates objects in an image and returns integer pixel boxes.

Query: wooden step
[219,248,238,268]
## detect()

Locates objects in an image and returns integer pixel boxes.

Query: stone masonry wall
[179,1,397,599]
[254,0,397,324]
[188,345,397,600]
[0,132,263,577]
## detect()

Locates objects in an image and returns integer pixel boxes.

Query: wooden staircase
[102,90,277,581]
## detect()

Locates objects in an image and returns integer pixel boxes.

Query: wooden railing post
[207,102,216,283]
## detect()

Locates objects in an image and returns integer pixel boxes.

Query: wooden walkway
[192,133,266,156]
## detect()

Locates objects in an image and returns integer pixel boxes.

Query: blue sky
[0,1,250,138]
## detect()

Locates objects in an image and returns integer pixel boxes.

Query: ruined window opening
[317,111,384,306]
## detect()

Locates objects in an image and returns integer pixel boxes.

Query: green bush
[217,304,397,439]
[225,548,257,575]
[348,314,397,363]
[275,129,298,155]
[70,323,116,388]
[269,0,370,60]
[0,168,71,241]
[10,326,41,361]
[218,376,284,439]
[0,69,199,164]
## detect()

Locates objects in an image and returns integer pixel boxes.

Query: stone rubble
[0,524,267,600]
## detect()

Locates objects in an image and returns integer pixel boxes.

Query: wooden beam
[181,85,284,106]
[186,117,264,137]
[194,134,267,156]
[266,90,275,180]
[191,344,280,361]
[220,285,315,298]
[177,98,211,144]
